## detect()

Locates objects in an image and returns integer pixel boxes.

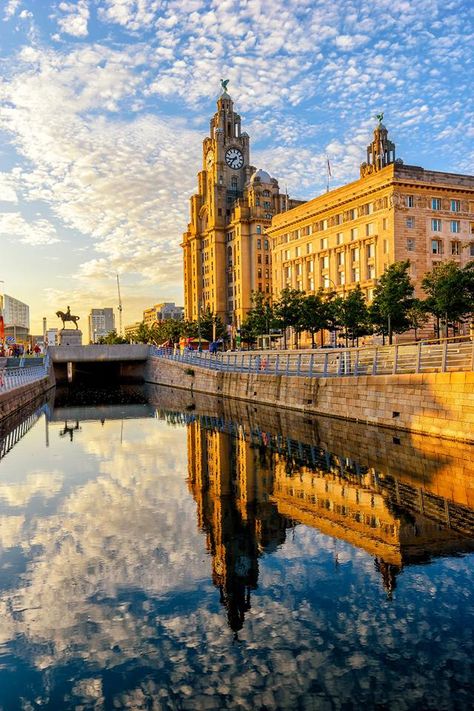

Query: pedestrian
[34,343,41,357]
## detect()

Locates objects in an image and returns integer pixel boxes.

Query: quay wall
[145,357,474,443]
[0,372,55,422]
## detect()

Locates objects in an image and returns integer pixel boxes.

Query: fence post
[286,354,290,376]
[256,356,260,373]
[275,354,280,375]
[441,340,448,372]
[297,354,302,376]
[372,348,378,375]
[354,349,359,376]
[416,342,422,374]
[309,353,314,378]
[392,345,398,374]
[323,352,328,377]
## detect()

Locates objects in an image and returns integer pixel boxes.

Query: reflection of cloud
[0,471,63,507]
[0,515,24,549]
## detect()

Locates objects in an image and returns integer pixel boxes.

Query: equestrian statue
[56,306,80,329]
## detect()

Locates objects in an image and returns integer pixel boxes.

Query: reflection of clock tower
[182,85,302,327]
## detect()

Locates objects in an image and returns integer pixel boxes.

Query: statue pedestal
[59,329,83,346]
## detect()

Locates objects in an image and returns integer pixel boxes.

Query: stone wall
[0,372,55,422]
[144,357,474,442]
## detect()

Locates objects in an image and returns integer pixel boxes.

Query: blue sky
[0,0,473,333]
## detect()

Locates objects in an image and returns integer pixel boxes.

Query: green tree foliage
[406,300,429,341]
[298,290,330,348]
[240,291,275,345]
[274,287,305,348]
[421,260,474,337]
[199,308,226,342]
[97,330,128,345]
[370,260,414,344]
[338,286,370,345]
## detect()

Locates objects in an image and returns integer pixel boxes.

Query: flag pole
[326,155,332,193]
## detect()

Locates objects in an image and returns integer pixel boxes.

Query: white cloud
[3,0,21,21]
[56,0,90,37]
[0,212,60,245]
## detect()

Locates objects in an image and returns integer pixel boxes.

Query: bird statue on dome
[375,112,384,125]
[220,78,229,93]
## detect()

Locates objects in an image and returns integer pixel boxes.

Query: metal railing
[0,355,50,394]
[150,340,474,378]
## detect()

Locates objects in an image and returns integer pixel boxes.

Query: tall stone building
[182,87,302,328]
[268,121,474,333]
[88,308,115,343]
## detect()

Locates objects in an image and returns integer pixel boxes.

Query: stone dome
[250,169,272,184]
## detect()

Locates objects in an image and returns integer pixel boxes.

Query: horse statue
[56,307,80,329]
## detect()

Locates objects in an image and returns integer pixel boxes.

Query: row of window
[406,197,461,212]
[431,219,461,233]
[430,241,474,256]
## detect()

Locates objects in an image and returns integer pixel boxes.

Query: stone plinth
[59,329,83,346]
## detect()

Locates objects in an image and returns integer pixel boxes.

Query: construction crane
[116,273,123,336]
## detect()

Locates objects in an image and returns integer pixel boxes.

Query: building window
[256,225,261,234]
[258,268,262,278]
[406,239,415,251]
[263,190,270,197]
[306,243,313,254]
[350,227,358,241]
[296,263,302,276]
[264,240,269,250]
[406,195,414,208]
[323,276,331,288]
[337,232,344,245]
[431,239,442,255]
[295,246,302,257]
[322,219,328,230]
[470,244,474,257]
[320,237,328,249]
[352,268,360,282]
[383,218,388,230]
[338,271,345,286]
[431,219,442,232]
[265,213,272,219]
[349,208,356,220]
[431,198,442,210]
[307,260,314,273]
[258,254,262,264]
[383,239,389,254]
[365,223,374,236]
[368,202,374,214]
[406,217,415,228]
[257,238,261,249]
[451,199,460,212]
[367,243,375,258]
[368,264,376,279]
[451,241,460,255]
[337,252,344,266]
[321,256,329,269]
[352,247,359,261]
[265,254,269,264]
[450,220,460,233]
[309,278,315,290]
[284,249,291,260]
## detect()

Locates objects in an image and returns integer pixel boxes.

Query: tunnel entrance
[53,360,145,385]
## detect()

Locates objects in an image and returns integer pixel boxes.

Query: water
[0,385,472,710]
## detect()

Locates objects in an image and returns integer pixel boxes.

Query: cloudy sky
[0,0,473,334]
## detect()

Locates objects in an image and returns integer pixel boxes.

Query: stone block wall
[145,357,474,442]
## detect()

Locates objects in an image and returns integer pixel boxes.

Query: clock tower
[182,84,303,329]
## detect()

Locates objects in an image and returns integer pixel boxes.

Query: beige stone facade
[268,123,474,322]
[182,90,302,328]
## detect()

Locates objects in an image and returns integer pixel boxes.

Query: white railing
[0,355,50,394]
[149,340,474,378]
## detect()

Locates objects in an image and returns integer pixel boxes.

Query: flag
[0,315,4,340]
[327,157,332,178]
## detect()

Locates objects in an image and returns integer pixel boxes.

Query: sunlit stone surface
[0,386,472,709]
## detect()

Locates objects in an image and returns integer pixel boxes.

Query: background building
[88,308,115,343]
[182,88,303,328]
[124,321,141,339]
[143,302,184,327]
[268,122,474,325]
[0,293,30,343]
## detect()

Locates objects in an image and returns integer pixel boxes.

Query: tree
[130,322,152,343]
[371,260,415,344]
[199,308,226,342]
[406,300,429,341]
[97,330,128,345]
[338,286,370,346]
[298,291,330,348]
[422,260,474,337]
[273,288,305,348]
[241,291,276,346]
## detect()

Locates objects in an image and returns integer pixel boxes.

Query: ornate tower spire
[360,118,396,178]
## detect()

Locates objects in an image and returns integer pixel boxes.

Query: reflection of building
[181,406,474,604]
[143,302,184,327]
[268,122,474,330]
[88,308,115,343]
[187,422,288,635]
[182,88,303,327]
[0,293,30,343]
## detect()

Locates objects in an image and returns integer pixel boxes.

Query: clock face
[225,148,244,170]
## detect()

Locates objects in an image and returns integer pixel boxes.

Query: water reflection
[0,385,472,709]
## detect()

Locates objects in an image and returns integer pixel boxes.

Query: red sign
[0,315,4,340]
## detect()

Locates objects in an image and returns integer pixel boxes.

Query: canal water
[0,385,472,710]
